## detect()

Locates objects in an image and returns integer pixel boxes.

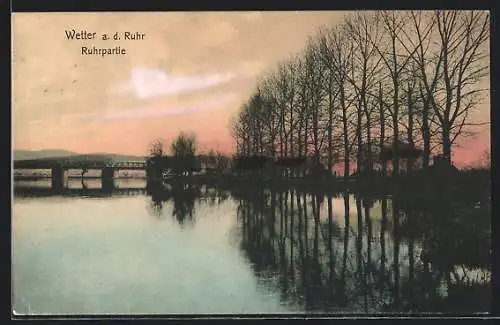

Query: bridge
[14,158,146,170]
[13,156,147,190]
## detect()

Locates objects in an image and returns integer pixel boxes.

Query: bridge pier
[101,167,115,191]
[101,166,115,180]
[51,165,65,191]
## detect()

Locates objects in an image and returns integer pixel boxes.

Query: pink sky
[12,12,490,168]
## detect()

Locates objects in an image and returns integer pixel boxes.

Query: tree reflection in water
[145,181,490,313]
[147,182,225,226]
[236,185,491,314]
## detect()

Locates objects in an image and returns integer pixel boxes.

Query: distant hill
[13,149,147,162]
[13,149,78,160]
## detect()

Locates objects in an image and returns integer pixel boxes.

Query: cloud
[109,62,265,101]
[110,68,235,99]
[13,12,347,154]
[88,93,236,123]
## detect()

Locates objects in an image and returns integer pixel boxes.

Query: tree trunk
[379,84,387,177]
[365,113,372,173]
[327,79,334,173]
[328,111,333,173]
[290,106,295,158]
[407,88,414,174]
[279,112,284,158]
[356,109,363,173]
[283,119,288,157]
[298,121,303,157]
[313,104,319,160]
[442,122,452,165]
[391,34,400,179]
[341,89,350,181]
[304,118,309,157]
[422,101,430,169]
[392,115,400,178]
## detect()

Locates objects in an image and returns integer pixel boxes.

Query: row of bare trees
[231,11,489,178]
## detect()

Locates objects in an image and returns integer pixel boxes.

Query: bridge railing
[14,159,147,170]
[108,161,146,168]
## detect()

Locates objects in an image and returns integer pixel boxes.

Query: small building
[379,140,423,162]
[273,156,325,178]
[146,155,201,180]
[429,154,458,174]
[231,155,273,174]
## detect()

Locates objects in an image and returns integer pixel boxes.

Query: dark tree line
[231,11,489,178]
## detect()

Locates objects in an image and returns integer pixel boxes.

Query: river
[12,179,491,315]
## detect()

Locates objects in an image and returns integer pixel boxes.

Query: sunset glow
[11,11,493,316]
[12,12,490,166]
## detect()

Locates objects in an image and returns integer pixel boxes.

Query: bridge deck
[14,158,146,170]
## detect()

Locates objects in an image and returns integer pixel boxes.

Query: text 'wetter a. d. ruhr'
[64,30,147,57]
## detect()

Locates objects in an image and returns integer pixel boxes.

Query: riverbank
[147,167,490,196]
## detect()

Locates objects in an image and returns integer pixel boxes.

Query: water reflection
[14,179,148,198]
[12,180,490,314]
[231,187,490,314]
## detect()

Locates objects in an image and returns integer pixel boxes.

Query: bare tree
[370,11,419,176]
[266,63,290,157]
[230,109,249,156]
[432,11,489,164]
[304,39,328,162]
[148,138,164,157]
[232,10,489,178]
[285,58,299,157]
[170,131,198,176]
[377,82,389,176]
[405,11,442,168]
[257,82,281,157]
[345,12,384,173]
[317,26,341,172]
[401,63,420,173]
[400,10,489,166]
[295,56,312,157]
[318,24,355,180]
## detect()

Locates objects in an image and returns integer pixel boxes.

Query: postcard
[12,11,491,316]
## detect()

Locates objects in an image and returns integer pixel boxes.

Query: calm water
[12,179,491,315]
